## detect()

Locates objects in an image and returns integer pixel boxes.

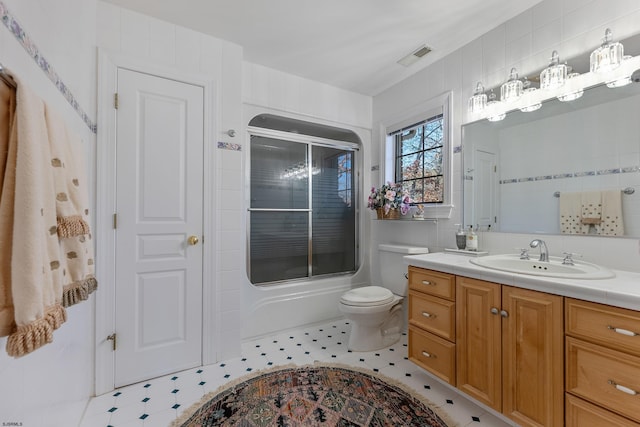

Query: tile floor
[80,319,517,427]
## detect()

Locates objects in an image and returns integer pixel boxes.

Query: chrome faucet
[529,239,549,262]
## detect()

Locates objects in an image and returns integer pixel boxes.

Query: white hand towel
[559,192,581,234]
[601,190,624,236]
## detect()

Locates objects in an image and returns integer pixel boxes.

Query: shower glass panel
[249,133,357,285]
[312,146,355,275]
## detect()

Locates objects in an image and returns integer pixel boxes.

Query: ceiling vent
[397,45,432,67]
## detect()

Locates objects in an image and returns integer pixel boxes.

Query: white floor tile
[80,318,512,427]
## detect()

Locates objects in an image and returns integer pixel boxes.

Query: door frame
[95,50,218,395]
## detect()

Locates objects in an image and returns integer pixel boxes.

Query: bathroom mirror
[462,37,640,238]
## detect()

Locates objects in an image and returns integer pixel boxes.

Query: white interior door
[114,68,204,387]
[473,149,497,230]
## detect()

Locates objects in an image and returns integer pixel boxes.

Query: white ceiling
[103,0,542,96]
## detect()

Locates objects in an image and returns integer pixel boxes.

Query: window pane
[399,127,423,155]
[400,153,423,180]
[250,211,309,283]
[250,136,308,209]
[401,180,423,203]
[312,146,356,275]
[424,149,442,176]
[424,118,443,149]
[423,176,444,203]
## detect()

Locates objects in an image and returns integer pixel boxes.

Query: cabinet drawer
[408,267,455,301]
[566,337,640,423]
[408,325,455,385]
[409,291,455,341]
[566,394,640,427]
[566,298,640,355]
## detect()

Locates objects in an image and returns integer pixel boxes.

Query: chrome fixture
[501,68,523,102]
[540,50,568,90]
[557,72,584,102]
[468,82,487,114]
[519,77,541,112]
[590,28,624,73]
[486,90,505,122]
[529,239,549,262]
[561,252,581,266]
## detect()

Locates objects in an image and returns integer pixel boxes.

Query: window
[383,92,452,218]
[248,114,359,285]
[392,114,444,203]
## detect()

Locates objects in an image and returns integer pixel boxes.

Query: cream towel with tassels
[44,104,97,307]
[0,76,16,337]
[4,77,67,357]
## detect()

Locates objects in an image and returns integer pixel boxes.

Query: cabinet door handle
[500,310,509,318]
[608,380,638,396]
[490,307,499,315]
[607,325,639,337]
[422,280,434,286]
[422,311,436,319]
[422,351,436,358]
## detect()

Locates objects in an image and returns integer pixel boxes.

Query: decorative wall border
[0,0,97,134]
[217,141,242,151]
[500,165,639,185]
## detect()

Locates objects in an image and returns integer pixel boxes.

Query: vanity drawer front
[566,337,640,423]
[566,394,640,427]
[409,325,455,385]
[408,267,455,301]
[409,291,455,341]
[566,298,640,355]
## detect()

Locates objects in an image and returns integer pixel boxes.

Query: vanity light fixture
[557,72,584,102]
[468,82,487,114]
[486,90,505,122]
[519,77,542,112]
[501,68,523,102]
[590,28,624,73]
[540,50,568,90]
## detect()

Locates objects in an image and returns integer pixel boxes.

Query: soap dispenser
[466,225,478,251]
[455,224,466,250]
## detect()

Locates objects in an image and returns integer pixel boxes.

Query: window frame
[382,91,454,219]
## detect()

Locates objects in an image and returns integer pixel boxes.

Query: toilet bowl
[339,244,428,351]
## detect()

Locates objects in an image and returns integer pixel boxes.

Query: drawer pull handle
[490,307,499,315]
[607,325,638,337]
[422,351,436,358]
[422,280,434,286]
[608,380,638,396]
[422,311,436,319]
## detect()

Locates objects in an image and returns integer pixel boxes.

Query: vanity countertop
[404,252,640,311]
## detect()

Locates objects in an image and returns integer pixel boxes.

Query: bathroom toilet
[339,244,429,351]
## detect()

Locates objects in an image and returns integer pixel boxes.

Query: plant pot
[376,207,400,220]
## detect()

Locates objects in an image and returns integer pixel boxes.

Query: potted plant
[367,182,411,219]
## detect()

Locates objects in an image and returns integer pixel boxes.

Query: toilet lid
[340,286,395,307]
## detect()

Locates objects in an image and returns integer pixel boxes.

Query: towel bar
[553,187,635,197]
[0,62,16,89]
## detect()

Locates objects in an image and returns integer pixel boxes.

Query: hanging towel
[559,192,582,234]
[601,190,624,236]
[44,103,97,307]
[580,191,602,235]
[0,75,16,337]
[3,76,67,357]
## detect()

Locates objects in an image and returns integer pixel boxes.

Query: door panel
[114,68,204,387]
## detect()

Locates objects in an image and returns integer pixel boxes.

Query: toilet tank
[378,244,429,296]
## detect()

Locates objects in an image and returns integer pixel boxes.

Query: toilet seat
[340,286,395,307]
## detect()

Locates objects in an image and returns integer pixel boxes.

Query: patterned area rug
[173,363,452,427]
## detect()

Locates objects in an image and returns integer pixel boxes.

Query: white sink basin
[469,254,615,280]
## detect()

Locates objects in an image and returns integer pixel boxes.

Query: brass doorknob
[187,235,199,246]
